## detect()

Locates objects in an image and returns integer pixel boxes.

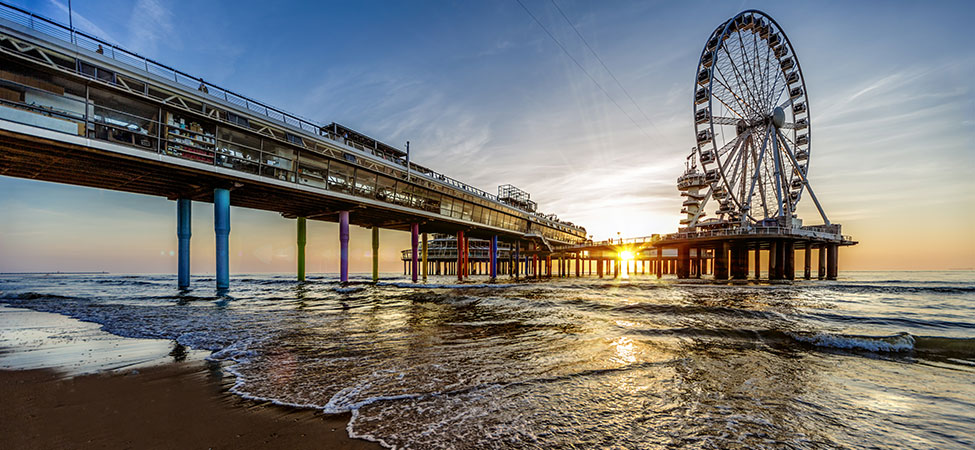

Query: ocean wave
[790,331,916,352]
[828,283,975,295]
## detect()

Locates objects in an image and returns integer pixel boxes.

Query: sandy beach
[0,363,380,449]
[0,306,380,449]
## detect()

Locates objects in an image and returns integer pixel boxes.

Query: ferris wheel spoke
[712,68,758,118]
[745,126,771,216]
[752,28,768,114]
[775,128,830,224]
[735,30,764,114]
[712,116,741,126]
[719,44,764,116]
[715,132,745,156]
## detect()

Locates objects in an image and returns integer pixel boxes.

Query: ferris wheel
[690,10,828,227]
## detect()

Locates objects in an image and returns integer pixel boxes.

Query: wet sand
[0,305,380,449]
[0,362,381,449]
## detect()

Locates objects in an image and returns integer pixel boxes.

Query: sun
[619,250,635,261]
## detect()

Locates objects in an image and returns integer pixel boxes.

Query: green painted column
[372,226,380,283]
[297,217,306,281]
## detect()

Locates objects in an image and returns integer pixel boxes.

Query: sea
[1,271,973,449]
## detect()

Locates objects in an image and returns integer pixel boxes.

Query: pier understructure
[0,4,588,288]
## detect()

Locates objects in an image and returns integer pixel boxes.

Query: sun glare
[619,250,635,261]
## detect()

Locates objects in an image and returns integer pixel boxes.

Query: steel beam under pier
[714,243,729,280]
[456,231,464,282]
[804,244,812,280]
[490,236,498,281]
[176,198,191,289]
[753,247,761,280]
[818,246,827,280]
[297,217,306,282]
[372,226,380,283]
[730,243,748,280]
[214,188,230,290]
[411,223,419,283]
[827,244,838,280]
[784,241,796,281]
[422,233,428,282]
[339,211,350,283]
[677,245,690,279]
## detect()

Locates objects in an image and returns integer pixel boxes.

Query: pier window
[327,160,354,194]
[393,181,413,206]
[217,126,261,174]
[297,152,328,188]
[89,87,158,149]
[162,110,216,163]
[439,196,454,217]
[354,170,377,197]
[261,140,295,182]
[375,175,397,203]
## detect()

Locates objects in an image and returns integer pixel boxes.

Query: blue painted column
[339,211,350,283]
[490,235,498,281]
[411,223,419,283]
[176,198,192,289]
[214,188,230,290]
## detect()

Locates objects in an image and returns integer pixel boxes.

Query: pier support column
[803,244,811,280]
[818,246,827,280]
[490,235,498,281]
[696,251,704,278]
[753,247,761,280]
[784,241,795,281]
[769,241,779,280]
[677,245,690,279]
[714,243,729,281]
[613,258,619,278]
[176,198,191,289]
[339,211,350,283]
[214,188,230,290]
[729,243,745,280]
[297,217,306,282]
[456,231,464,282]
[656,250,663,278]
[514,242,520,278]
[827,244,838,280]
[411,223,419,283]
[422,233,428,282]
[371,227,380,283]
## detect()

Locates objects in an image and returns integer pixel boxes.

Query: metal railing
[0,1,585,234]
[660,226,851,242]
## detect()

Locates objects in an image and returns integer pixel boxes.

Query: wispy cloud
[126,0,174,54]
[48,0,117,43]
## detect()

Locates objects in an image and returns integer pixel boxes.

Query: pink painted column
[339,211,350,283]
[411,223,419,283]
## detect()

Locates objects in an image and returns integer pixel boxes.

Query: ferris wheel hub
[772,107,785,128]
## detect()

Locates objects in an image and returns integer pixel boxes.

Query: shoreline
[0,305,381,449]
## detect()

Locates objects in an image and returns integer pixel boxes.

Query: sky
[1,0,973,273]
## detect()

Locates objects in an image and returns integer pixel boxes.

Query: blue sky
[1,0,973,272]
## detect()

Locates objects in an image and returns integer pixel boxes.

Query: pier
[0,3,587,289]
